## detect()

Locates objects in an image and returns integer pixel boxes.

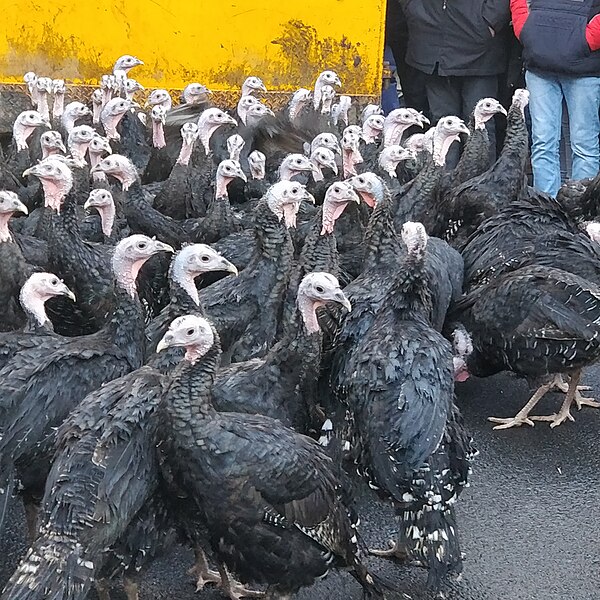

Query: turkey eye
[201,255,209,262]
[186,329,195,336]
[333,187,340,193]
[292,187,298,193]
[316,286,324,293]
[51,278,58,285]
[137,242,147,249]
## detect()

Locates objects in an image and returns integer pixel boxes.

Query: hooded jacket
[511,0,600,76]
[399,0,511,76]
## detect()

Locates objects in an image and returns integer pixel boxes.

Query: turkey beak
[347,188,360,204]
[55,139,67,153]
[458,123,470,136]
[156,333,173,353]
[223,260,238,276]
[259,82,267,92]
[90,163,102,175]
[419,114,430,126]
[60,284,76,302]
[83,197,94,211]
[497,104,508,116]
[334,76,342,87]
[303,191,316,205]
[325,159,338,175]
[22,165,38,178]
[225,115,238,126]
[153,240,175,254]
[12,199,29,215]
[235,168,247,183]
[334,291,352,312]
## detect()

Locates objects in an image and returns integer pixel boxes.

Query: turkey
[156,314,386,600]
[0,235,173,541]
[211,272,351,431]
[0,191,34,332]
[440,89,530,248]
[0,366,165,600]
[450,265,600,429]
[461,192,600,294]
[0,272,75,370]
[23,157,116,335]
[199,180,313,363]
[152,122,201,220]
[331,222,474,588]
[145,243,238,367]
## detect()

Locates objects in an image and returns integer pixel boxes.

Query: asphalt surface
[2,368,600,600]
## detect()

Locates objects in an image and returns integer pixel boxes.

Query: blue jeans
[525,70,600,197]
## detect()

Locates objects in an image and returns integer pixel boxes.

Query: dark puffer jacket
[399,0,511,76]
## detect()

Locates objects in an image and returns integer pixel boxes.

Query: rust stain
[205,20,376,94]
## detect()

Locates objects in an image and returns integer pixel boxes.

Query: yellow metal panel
[0,0,386,95]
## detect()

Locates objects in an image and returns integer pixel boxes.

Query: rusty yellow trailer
[0,0,386,99]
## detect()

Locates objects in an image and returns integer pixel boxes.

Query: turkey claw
[574,394,600,410]
[488,415,535,430]
[224,583,265,600]
[531,411,575,428]
[369,539,407,561]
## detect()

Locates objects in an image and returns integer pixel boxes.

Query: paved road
[2,368,600,600]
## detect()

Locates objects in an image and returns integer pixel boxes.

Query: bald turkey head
[157,314,216,364]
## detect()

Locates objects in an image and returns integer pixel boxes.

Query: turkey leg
[548,373,600,411]
[217,563,265,600]
[487,379,554,430]
[188,547,222,591]
[531,370,597,428]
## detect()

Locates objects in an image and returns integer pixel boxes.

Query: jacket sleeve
[482,0,512,32]
[588,14,600,52]
[509,0,529,39]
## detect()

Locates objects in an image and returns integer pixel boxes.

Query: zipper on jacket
[443,0,447,8]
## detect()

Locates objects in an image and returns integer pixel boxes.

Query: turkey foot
[531,371,583,428]
[123,578,139,600]
[574,393,600,410]
[218,563,265,600]
[548,374,591,395]
[488,380,553,430]
[369,538,408,560]
[188,547,222,591]
[549,373,599,409]
[95,580,111,600]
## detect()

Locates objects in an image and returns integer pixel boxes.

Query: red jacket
[511,0,600,51]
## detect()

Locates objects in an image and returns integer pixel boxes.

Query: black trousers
[385,0,430,116]
[425,74,499,168]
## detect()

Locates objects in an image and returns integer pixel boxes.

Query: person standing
[511,0,600,197]
[399,0,511,166]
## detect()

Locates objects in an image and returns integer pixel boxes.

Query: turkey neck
[165,341,221,439]
[251,199,295,264]
[390,247,432,319]
[105,272,147,370]
[490,103,529,198]
[392,156,442,226]
[363,187,399,271]
[272,306,322,376]
[203,192,238,240]
[50,188,81,238]
[0,212,14,243]
[300,208,339,275]
[20,293,53,331]
[453,120,489,185]
[169,263,203,313]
